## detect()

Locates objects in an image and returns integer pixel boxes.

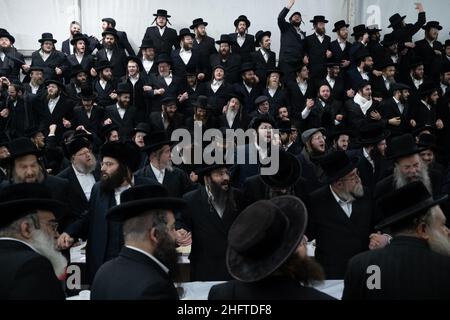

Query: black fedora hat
[328,124,353,141]
[116,82,132,95]
[332,20,349,32]
[100,141,141,172]
[356,122,390,145]
[190,18,208,30]
[44,78,64,89]
[0,28,15,44]
[178,28,195,41]
[367,24,382,34]
[70,64,87,78]
[354,47,371,62]
[389,82,411,94]
[249,114,276,131]
[445,39,450,48]
[153,9,171,18]
[38,32,57,44]
[0,183,67,229]
[375,181,448,231]
[254,30,271,46]
[376,58,396,70]
[351,24,368,37]
[155,53,172,65]
[100,123,120,139]
[65,135,92,158]
[418,81,439,96]
[386,134,427,160]
[261,151,302,188]
[215,34,235,45]
[125,55,143,71]
[417,133,439,152]
[95,60,113,72]
[320,150,360,184]
[70,33,88,46]
[102,28,118,39]
[310,15,328,24]
[266,68,284,77]
[192,95,213,110]
[24,126,43,139]
[226,195,307,282]
[143,131,172,155]
[422,21,442,31]
[289,11,302,21]
[8,137,42,160]
[29,66,45,73]
[132,122,151,136]
[102,18,116,28]
[107,184,186,222]
[412,124,436,138]
[240,62,256,74]
[409,57,424,69]
[77,86,98,100]
[195,156,230,182]
[381,33,398,47]
[227,91,244,103]
[388,13,406,28]
[139,38,154,49]
[277,120,292,133]
[161,96,177,106]
[234,15,251,28]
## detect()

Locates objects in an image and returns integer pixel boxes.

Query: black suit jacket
[329,39,351,65]
[232,82,263,113]
[170,48,206,79]
[91,247,178,300]
[229,33,255,62]
[250,49,276,82]
[116,30,136,56]
[378,97,411,137]
[343,236,450,300]
[148,111,184,137]
[148,74,183,112]
[31,50,67,81]
[0,48,25,81]
[409,100,438,129]
[93,79,117,107]
[72,105,105,137]
[0,240,65,300]
[66,54,95,74]
[96,47,127,78]
[104,104,138,141]
[347,67,372,91]
[344,99,381,132]
[285,80,316,121]
[142,26,179,54]
[414,39,444,81]
[193,35,217,58]
[210,53,242,85]
[304,34,331,80]
[209,277,335,300]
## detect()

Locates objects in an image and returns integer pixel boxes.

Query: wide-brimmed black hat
[70,64,87,78]
[328,125,353,141]
[178,28,195,41]
[44,78,64,89]
[277,120,292,133]
[389,82,410,94]
[226,195,307,282]
[351,24,368,37]
[289,12,302,21]
[29,66,45,73]
[65,135,92,158]
[102,28,118,39]
[266,68,284,77]
[261,151,302,188]
[100,123,120,139]
[227,91,244,103]
[354,48,372,62]
[192,95,213,110]
[320,150,360,184]
[195,155,230,182]
[417,133,439,152]
[161,96,177,106]
[375,181,448,231]
[139,39,154,49]
[190,18,208,30]
[0,28,15,44]
[409,57,424,69]
[95,60,113,72]
[445,39,450,48]
[367,24,382,34]
[38,33,57,44]
[24,127,43,139]
[332,20,349,32]
[240,62,256,74]
[249,114,276,131]
[70,33,88,46]
[155,53,172,65]
[418,81,439,96]
[143,131,173,155]
[102,18,116,28]
[388,13,406,28]
[116,82,132,95]
[412,124,436,138]
[125,56,143,71]
[153,9,171,18]
[215,34,235,45]
[254,30,271,46]
[422,21,442,31]
[356,122,390,145]
[0,183,67,229]
[132,122,151,136]
[381,33,398,47]
[234,15,251,28]
[310,15,328,24]
[100,141,141,172]
[77,86,98,100]
[8,137,42,161]
[107,184,186,222]
[377,58,396,70]
[386,134,427,160]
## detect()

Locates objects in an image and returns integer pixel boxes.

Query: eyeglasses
[41,221,59,232]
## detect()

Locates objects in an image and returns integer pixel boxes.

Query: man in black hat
[307,150,376,279]
[29,33,67,81]
[218,92,250,130]
[91,184,185,300]
[228,15,255,63]
[136,131,192,199]
[417,133,446,177]
[232,62,263,113]
[93,60,117,108]
[190,18,217,60]
[277,0,306,82]
[370,59,397,100]
[410,82,444,130]
[3,82,34,139]
[414,21,444,82]
[378,83,412,137]
[66,33,95,81]
[263,69,288,114]
[72,87,104,140]
[209,196,333,300]
[249,95,275,120]
[317,61,350,102]
[0,28,26,81]
[343,181,450,300]
[0,183,68,300]
[100,18,135,57]
[251,30,276,83]
[61,21,97,56]
[304,15,332,81]
[0,132,10,182]
[348,25,369,64]
[177,66,208,117]
[142,9,179,55]
[139,39,158,77]
[149,96,184,137]
[285,64,315,120]
[179,161,244,281]
[329,21,351,70]
[367,25,384,66]
[65,65,90,104]
[210,35,242,84]
[171,28,206,80]
[347,48,374,90]
[327,124,351,152]
[100,123,120,143]
[96,28,127,78]
[23,66,45,97]
[184,95,217,131]
[104,83,138,141]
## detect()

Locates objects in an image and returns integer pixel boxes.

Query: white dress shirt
[330,186,353,218]
[99,79,107,90]
[75,53,84,64]
[116,103,126,119]
[382,75,391,91]
[260,48,268,63]
[150,163,166,184]
[0,52,5,62]
[298,80,308,95]
[244,82,252,94]
[30,83,40,94]
[412,76,423,89]
[106,49,113,61]
[158,26,166,37]
[358,67,369,81]
[363,147,375,173]
[211,80,223,93]
[316,33,325,44]
[338,39,346,52]
[48,95,60,114]
[326,75,335,89]
[40,50,50,62]
[143,59,154,74]
[179,48,192,65]
[114,178,134,205]
[268,87,277,97]
[125,245,169,274]
[164,73,173,86]
[129,75,139,86]
[237,33,246,47]
[72,165,96,201]
[393,96,404,114]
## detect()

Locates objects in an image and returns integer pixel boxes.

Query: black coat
[232,82,263,114]
[104,104,138,141]
[62,34,97,55]
[218,110,251,131]
[316,76,347,102]
[171,48,206,79]
[370,75,392,100]
[344,99,381,132]
[230,143,262,188]
[329,39,351,65]
[96,47,127,78]
[378,97,411,137]
[142,26,179,55]
[409,100,438,129]
[262,87,288,116]
[148,111,184,137]
[193,36,217,60]
[209,277,335,300]
[302,98,343,132]
[72,105,105,138]
[342,236,450,300]
[148,74,183,112]
[0,240,65,300]
[304,34,331,80]
[116,30,136,56]
[0,48,25,81]
[4,96,35,139]
[250,49,276,82]
[346,66,372,91]
[180,186,243,281]
[119,74,152,118]
[285,80,316,121]
[204,81,232,116]
[93,79,117,108]
[91,247,178,300]
[228,33,255,63]
[31,50,67,81]
[210,53,242,85]
[306,185,376,279]
[135,165,193,198]
[66,54,95,76]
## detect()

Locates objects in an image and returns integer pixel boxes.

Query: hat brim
[234,19,251,28]
[107,198,186,222]
[332,24,350,32]
[8,149,42,162]
[77,92,98,100]
[101,31,118,39]
[196,164,231,182]
[324,156,360,184]
[356,130,391,145]
[143,140,174,155]
[70,37,88,46]
[227,196,307,282]
[190,22,208,29]
[375,194,448,231]
[260,156,302,189]
[39,39,57,44]
[388,15,406,28]
[153,13,171,18]
[310,19,329,24]
[386,146,428,161]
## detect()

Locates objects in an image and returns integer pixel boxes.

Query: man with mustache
[306,151,376,279]
[0,28,26,82]
[91,184,186,300]
[0,183,68,299]
[228,15,255,63]
[210,35,242,84]
[149,96,184,137]
[343,181,450,300]
[95,28,127,79]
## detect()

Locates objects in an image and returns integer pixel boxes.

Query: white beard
[30,229,68,278]
[428,228,450,256]
[226,108,238,128]
[393,165,432,194]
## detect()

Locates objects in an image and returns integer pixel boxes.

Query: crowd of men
[1,0,450,300]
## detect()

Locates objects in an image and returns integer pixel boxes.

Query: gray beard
[74,158,97,174]
[428,228,450,256]
[393,165,432,194]
[30,229,67,278]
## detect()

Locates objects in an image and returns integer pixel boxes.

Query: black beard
[363,65,372,73]
[209,180,234,210]
[104,43,114,50]
[291,21,301,27]
[275,253,325,286]
[100,169,127,194]
[153,233,180,280]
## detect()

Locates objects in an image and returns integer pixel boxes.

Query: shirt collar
[329,186,352,204]
[125,245,169,274]
[393,96,400,104]
[49,95,60,104]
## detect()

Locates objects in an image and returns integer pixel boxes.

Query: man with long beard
[307,151,376,279]
[178,162,244,281]
[0,28,26,82]
[343,181,450,300]
[91,184,186,300]
[95,28,127,79]
[0,183,68,299]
